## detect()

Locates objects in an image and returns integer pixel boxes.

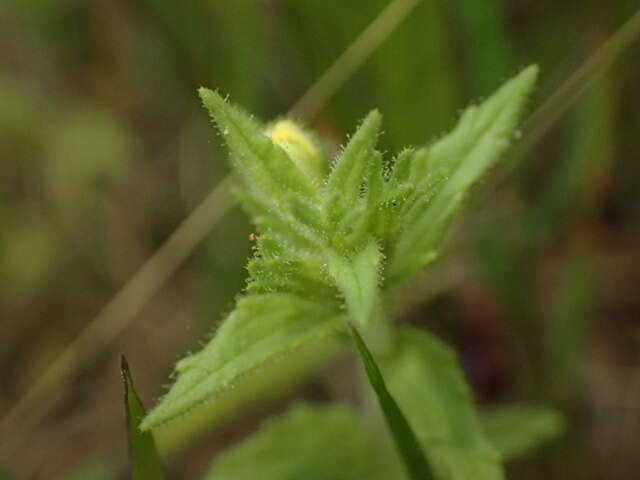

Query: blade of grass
[516,7,640,156]
[121,356,166,480]
[290,0,420,120]
[348,323,436,480]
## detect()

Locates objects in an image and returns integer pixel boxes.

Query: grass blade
[348,324,436,480]
[121,356,165,480]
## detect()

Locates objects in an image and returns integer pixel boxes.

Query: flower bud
[265,119,325,181]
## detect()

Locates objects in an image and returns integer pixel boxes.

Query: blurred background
[1,0,639,478]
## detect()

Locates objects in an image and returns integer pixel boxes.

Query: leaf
[349,324,436,480]
[203,404,402,480]
[387,66,538,283]
[480,405,565,460]
[326,109,381,207]
[234,188,322,251]
[121,356,165,480]
[246,234,336,300]
[380,328,504,480]
[325,110,382,249]
[327,240,382,327]
[154,337,344,456]
[141,293,344,430]
[199,88,322,250]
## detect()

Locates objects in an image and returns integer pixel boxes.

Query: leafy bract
[121,356,165,480]
[141,294,343,429]
[386,65,538,283]
[204,404,402,480]
[480,405,565,460]
[380,328,504,480]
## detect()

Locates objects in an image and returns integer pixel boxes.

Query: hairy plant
[139,66,551,479]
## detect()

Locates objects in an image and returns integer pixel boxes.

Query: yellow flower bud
[265,119,325,180]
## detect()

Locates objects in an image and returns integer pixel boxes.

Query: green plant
[135,65,560,479]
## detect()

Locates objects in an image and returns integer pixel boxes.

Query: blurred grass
[121,356,165,480]
[1,1,640,479]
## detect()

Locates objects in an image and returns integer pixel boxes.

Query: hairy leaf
[325,110,382,250]
[204,404,401,480]
[247,235,336,300]
[381,328,504,480]
[199,88,322,250]
[327,240,382,327]
[121,356,165,480]
[480,405,564,460]
[349,324,436,480]
[141,294,343,429]
[387,66,538,283]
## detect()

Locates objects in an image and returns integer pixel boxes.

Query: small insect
[248,233,257,241]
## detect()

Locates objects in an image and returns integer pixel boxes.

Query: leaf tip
[198,86,217,102]
[364,108,383,128]
[198,87,228,117]
[506,64,539,100]
[121,353,133,394]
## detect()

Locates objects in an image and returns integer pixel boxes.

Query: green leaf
[141,294,344,430]
[381,328,504,480]
[326,109,381,207]
[327,239,382,327]
[387,66,538,283]
[199,88,322,250]
[154,337,344,457]
[246,235,336,300]
[480,405,565,460]
[121,356,165,480]
[349,324,436,480]
[325,110,382,249]
[204,404,401,480]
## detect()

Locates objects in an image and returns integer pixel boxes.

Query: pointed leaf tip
[348,324,436,480]
[121,355,165,480]
[387,65,539,283]
[198,86,219,104]
[326,109,383,244]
